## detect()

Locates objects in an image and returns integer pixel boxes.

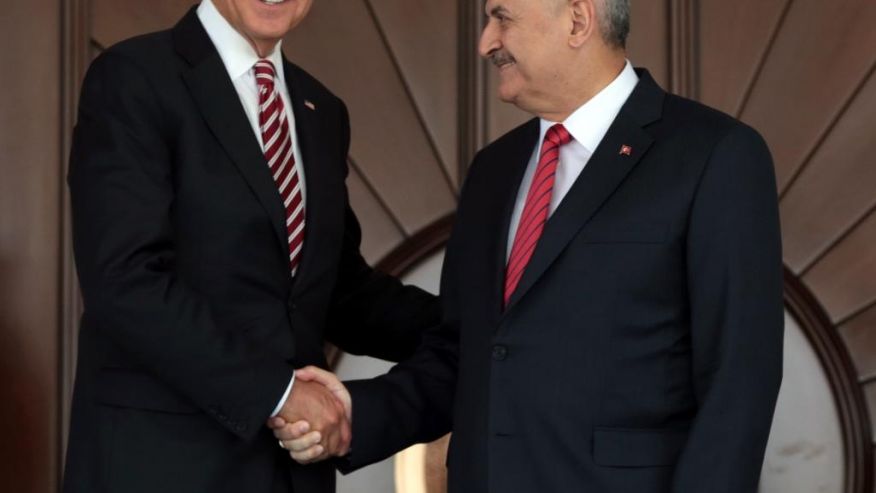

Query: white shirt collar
[197,0,285,81]
[540,60,639,152]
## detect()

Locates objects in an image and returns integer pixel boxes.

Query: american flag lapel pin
[304,100,317,111]
[619,145,632,156]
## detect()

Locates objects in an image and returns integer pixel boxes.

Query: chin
[245,0,307,31]
[497,84,519,104]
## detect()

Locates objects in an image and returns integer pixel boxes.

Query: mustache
[490,50,516,67]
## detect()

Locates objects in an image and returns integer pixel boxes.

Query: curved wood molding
[375,214,455,277]
[784,268,874,493]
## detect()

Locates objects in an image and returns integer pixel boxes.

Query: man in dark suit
[275,0,784,492]
[63,0,439,492]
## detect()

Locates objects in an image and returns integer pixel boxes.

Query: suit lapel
[173,9,289,257]
[486,120,540,325]
[503,70,665,313]
[283,61,332,296]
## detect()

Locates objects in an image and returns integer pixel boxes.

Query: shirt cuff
[270,371,296,417]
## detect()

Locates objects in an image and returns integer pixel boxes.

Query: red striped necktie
[504,123,573,307]
[254,59,305,277]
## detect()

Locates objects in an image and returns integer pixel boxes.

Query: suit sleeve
[68,52,294,441]
[332,155,485,472]
[671,124,784,492]
[337,259,459,472]
[323,101,441,363]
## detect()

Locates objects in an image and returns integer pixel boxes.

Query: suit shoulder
[100,29,175,67]
[659,95,773,191]
[84,29,177,93]
[661,93,761,142]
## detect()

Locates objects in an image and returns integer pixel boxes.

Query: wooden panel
[628,0,669,89]
[92,0,190,48]
[739,0,876,190]
[368,0,459,186]
[0,1,62,492]
[840,304,876,381]
[804,211,876,323]
[346,164,406,264]
[698,0,789,114]
[780,70,876,271]
[284,0,456,235]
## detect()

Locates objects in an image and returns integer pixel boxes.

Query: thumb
[296,366,339,388]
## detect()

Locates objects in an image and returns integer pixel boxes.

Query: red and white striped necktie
[504,123,573,307]
[254,59,305,277]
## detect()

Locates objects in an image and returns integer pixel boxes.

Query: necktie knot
[545,123,573,147]
[254,59,276,90]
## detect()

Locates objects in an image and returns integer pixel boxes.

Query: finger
[315,426,339,457]
[296,366,340,388]
[291,420,310,436]
[330,389,353,422]
[291,444,325,464]
[293,366,318,382]
[339,420,352,456]
[285,431,322,452]
[299,367,352,417]
[272,421,312,441]
[266,416,287,429]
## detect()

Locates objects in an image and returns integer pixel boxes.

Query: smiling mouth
[260,0,288,4]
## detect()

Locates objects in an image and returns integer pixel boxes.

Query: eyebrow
[488,5,511,17]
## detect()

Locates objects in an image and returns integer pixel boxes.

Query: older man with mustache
[275,0,784,492]
[63,1,439,492]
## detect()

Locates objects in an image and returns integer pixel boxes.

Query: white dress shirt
[197,0,300,416]
[506,61,639,260]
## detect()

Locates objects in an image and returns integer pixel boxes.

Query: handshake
[267,366,351,464]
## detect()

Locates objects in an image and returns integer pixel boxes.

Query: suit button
[492,345,508,361]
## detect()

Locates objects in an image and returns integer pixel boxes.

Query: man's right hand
[268,366,352,464]
[272,368,351,459]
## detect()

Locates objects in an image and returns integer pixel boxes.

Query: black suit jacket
[344,70,784,493]
[63,8,438,493]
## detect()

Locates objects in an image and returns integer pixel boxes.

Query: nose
[478,20,501,59]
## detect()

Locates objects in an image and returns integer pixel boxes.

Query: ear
[568,0,596,48]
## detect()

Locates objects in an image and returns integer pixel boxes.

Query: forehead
[485,0,517,14]
[485,0,554,16]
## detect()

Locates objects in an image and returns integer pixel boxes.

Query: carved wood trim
[669,0,699,99]
[457,0,487,184]
[784,268,874,493]
[59,0,90,480]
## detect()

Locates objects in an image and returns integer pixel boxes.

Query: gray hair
[598,0,630,49]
